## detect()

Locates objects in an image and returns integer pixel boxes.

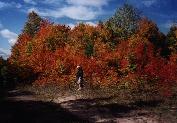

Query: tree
[23,11,43,37]
[8,9,177,95]
[105,3,141,40]
[166,23,177,54]
[132,18,168,57]
[9,33,32,65]
[45,24,70,52]
[85,42,94,57]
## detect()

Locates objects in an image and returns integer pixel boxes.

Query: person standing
[76,66,84,90]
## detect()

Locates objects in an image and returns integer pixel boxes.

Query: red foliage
[9,19,177,96]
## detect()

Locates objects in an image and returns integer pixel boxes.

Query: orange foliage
[9,19,177,96]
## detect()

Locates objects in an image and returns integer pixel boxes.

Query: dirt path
[55,96,165,123]
[0,89,174,123]
[0,89,87,123]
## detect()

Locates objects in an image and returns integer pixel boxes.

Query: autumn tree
[9,33,32,65]
[70,23,97,56]
[8,10,177,96]
[132,18,168,57]
[23,11,43,37]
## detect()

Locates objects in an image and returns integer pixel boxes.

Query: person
[76,65,84,90]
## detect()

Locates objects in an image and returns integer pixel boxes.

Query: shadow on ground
[0,89,166,123]
[0,90,89,123]
[60,97,162,122]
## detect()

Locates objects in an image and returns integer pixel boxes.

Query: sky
[0,0,177,56]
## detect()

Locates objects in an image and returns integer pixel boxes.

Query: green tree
[23,11,43,37]
[166,23,177,54]
[105,3,141,40]
[85,42,94,57]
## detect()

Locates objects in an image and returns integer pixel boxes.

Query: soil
[0,89,176,123]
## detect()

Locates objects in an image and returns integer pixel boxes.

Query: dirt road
[0,89,174,123]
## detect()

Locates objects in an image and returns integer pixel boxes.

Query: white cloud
[15,3,22,9]
[67,21,97,29]
[0,29,18,45]
[42,0,110,7]
[28,6,99,20]
[66,0,109,7]
[24,0,37,5]
[142,0,157,7]
[42,0,63,4]
[85,22,97,26]
[28,7,41,14]
[0,1,22,9]
[0,1,10,8]
[60,6,98,20]
[0,48,10,55]
[26,0,111,20]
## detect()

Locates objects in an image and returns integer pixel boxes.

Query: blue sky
[0,0,177,55]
